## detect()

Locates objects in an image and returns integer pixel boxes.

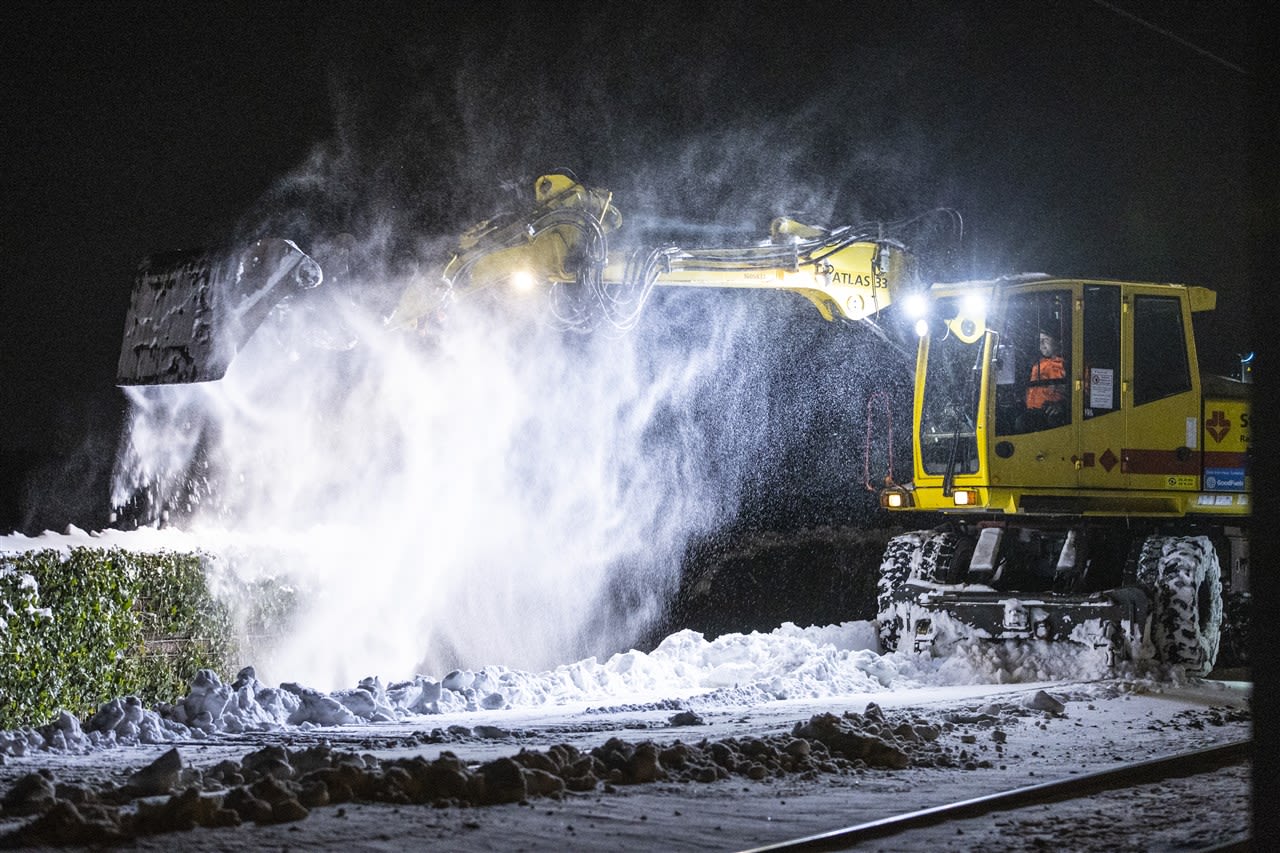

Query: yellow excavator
[117,172,1250,675]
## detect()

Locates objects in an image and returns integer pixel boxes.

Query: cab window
[1083,285,1120,419]
[994,290,1071,435]
[918,297,984,475]
[1133,296,1191,405]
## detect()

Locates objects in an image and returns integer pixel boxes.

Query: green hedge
[0,548,260,729]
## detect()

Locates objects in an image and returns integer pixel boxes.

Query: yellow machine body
[888,278,1250,520]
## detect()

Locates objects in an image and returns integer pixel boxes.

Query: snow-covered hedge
[0,548,235,728]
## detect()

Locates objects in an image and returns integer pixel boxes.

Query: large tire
[876,532,929,652]
[918,532,973,584]
[1136,536,1223,676]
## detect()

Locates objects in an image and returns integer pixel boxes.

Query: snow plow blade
[117,238,322,385]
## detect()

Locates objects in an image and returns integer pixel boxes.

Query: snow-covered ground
[0,671,1251,850]
[0,529,1252,850]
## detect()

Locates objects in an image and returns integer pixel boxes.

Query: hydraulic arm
[420,173,920,332]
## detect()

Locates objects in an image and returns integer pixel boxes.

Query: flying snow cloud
[110,236,777,689]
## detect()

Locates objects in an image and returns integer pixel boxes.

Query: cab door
[989,285,1079,491]
[1120,287,1200,493]
[1078,284,1125,489]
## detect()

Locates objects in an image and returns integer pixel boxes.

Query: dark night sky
[0,0,1258,531]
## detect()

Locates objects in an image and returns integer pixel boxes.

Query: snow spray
[111,262,768,689]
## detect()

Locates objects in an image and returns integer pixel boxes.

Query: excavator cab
[882,276,1249,517]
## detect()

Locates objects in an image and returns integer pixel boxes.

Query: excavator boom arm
[430,173,920,327]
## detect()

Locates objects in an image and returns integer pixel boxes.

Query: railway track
[742,738,1252,852]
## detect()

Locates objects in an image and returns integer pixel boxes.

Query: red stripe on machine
[1203,451,1248,468]
[1121,449,1199,475]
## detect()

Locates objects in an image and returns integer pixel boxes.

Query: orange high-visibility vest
[1026,356,1066,409]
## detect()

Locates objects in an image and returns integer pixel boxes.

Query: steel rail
[741,738,1252,852]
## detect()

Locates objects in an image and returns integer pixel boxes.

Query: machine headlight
[903,292,929,319]
[961,290,988,317]
[881,489,912,509]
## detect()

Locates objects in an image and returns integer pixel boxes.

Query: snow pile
[0,526,203,557]
[0,615,1139,758]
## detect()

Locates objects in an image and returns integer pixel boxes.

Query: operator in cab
[1020,327,1068,430]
